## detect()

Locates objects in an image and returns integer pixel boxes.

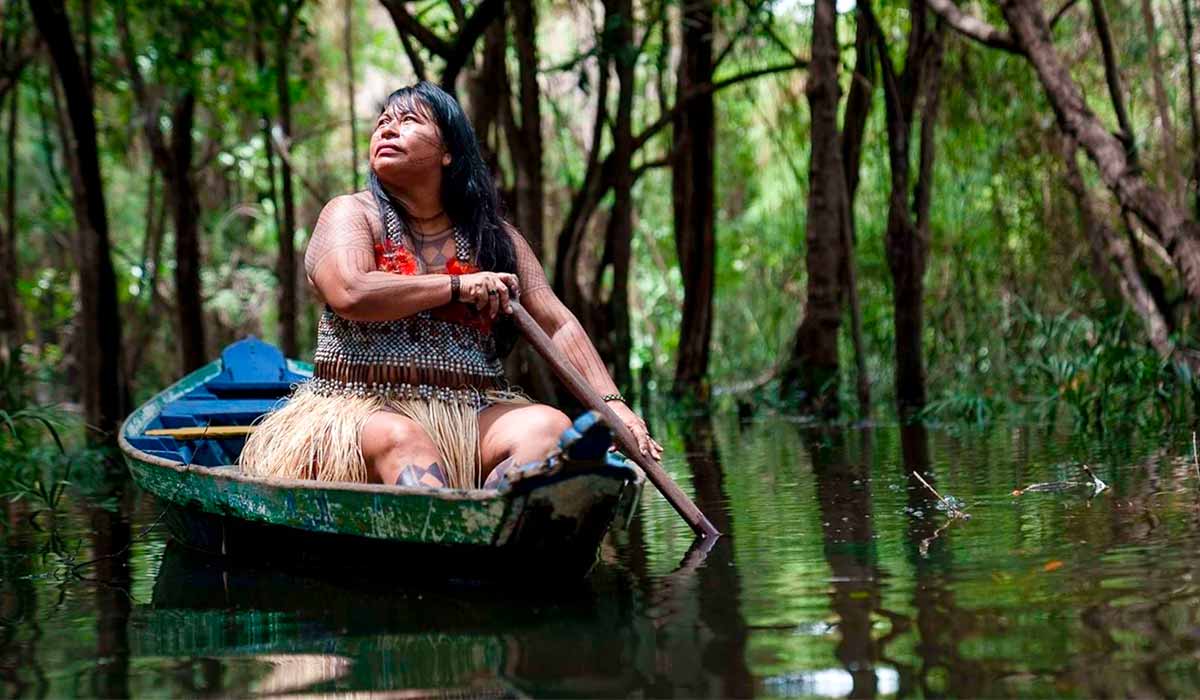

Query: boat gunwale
[119,358,501,502]
[118,353,642,505]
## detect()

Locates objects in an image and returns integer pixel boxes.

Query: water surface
[4,417,1199,697]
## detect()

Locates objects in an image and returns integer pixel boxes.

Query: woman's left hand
[607,401,663,461]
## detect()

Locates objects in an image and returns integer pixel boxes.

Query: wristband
[450,275,461,302]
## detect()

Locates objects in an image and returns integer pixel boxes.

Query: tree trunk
[497,0,558,405]
[870,0,944,420]
[275,6,299,360]
[344,0,360,191]
[510,0,544,258]
[1139,0,1181,200]
[125,164,167,383]
[1060,136,1182,365]
[553,54,609,309]
[169,92,207,372]
[29,0,125,438]
[598,0,635,390]
[841,8,876,418]
[1184,0,1200,217]
[1088,0,1138,164]
[251,26,283,240]
[780,0,845,417]
[1,80,22,367]
[671,0,716,400]
[999,0,1200,300]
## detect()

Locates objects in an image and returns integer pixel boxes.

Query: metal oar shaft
[509,301,720,539]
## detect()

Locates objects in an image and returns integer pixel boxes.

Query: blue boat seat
[160,398,280,424]
[205,337,305,397]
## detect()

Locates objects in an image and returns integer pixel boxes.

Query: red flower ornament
[374,242,418,275]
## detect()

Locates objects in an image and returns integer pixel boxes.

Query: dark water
[4,416,1200,698]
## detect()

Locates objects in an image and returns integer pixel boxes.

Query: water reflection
[90,464,132,699]
[10,422,1200,696]
[681,414,753,697]
[805,427,886,700]
[0,501,42,696]
[895,424,987,697]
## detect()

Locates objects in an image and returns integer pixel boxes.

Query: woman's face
[369,100,449,180]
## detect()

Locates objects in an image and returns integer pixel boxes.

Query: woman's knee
[361,412,437,460]
[522,405,572,447]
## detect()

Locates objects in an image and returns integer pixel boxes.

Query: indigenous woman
[240,82,660,489]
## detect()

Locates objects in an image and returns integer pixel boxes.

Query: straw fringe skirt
[238,383,527,489]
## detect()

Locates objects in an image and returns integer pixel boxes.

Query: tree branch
[379,0,452,56]
[924,0,1023,53]
[1050,0,1080,29]
[113,0,171,172]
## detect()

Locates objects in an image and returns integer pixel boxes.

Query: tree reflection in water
[804,426,889,699]
[895,423,990,697]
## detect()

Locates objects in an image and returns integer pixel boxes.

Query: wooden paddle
[147,426,254,439]
[509,300,721,539]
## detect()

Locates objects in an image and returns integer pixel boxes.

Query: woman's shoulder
[323,190,375,213]
[315,191,376,227]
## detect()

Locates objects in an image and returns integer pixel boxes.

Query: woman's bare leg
[477,403,572,487]
[360,411,446,486]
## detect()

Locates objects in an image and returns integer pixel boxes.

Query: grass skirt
[238,383,526,488]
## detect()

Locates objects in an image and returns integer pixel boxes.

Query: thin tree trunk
[251,27,283,240]
[781,0,845,417]
[671,0,716,400]
[1,79,22,367]
[999,0,1200,300]
[870,0,944,420]
[553,53,610,309]
[275,4,300,359]
[499,0,558,404]
[599,0,635,390]
[469,18,505,173]
[1140,0,1181,200]
[115,0,207,373]
[511,0,543,257]
[126,165,167,382]
[29,0,125,438]
[1089,0,1138,164]
[1184,0,1200,217]
[842,7,875,418]
[169,91,207,372]
[1061,136,1181,365]
[344,0,360,191]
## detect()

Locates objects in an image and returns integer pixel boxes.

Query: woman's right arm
[305,195,516,322]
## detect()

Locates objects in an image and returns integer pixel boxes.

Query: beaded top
[310,205,505,407]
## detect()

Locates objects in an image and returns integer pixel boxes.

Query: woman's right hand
[459,272,520,318]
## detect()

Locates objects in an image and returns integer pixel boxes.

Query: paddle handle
[509,301,720,539]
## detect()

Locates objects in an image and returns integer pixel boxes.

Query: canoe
[118,337,644,581]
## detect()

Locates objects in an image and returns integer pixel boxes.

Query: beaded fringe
[237,382,526,488]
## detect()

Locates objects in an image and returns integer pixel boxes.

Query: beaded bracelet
[450,275,461,302]
[601,393,626,404]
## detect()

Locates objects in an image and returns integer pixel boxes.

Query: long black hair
[367,82,516,278]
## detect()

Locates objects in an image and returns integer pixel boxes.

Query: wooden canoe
[118,337,644,581]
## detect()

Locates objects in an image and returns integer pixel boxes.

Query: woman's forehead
[379,94,434,121]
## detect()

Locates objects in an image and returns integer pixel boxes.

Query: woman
[240,82,660,489]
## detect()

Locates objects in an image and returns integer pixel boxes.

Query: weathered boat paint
[118,338,644,576]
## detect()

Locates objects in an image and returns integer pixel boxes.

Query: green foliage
[3,0,1195,434]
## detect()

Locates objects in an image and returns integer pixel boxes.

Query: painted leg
[360,411,446,487]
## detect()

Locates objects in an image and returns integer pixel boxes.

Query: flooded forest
[4,0,1200,697]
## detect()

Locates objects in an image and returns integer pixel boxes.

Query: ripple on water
[5,420,1200,697]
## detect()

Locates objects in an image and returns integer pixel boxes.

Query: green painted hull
[119,355,643,578]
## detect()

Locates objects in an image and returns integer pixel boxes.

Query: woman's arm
[306,195,517,322]
[510,230,662,458]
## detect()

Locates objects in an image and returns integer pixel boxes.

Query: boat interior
[123,338,307,468]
